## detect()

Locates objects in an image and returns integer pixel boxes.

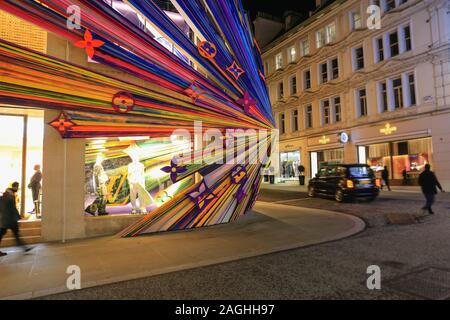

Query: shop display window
[280,151,301,180]
[365,138,432,182]
[84,136,195,217]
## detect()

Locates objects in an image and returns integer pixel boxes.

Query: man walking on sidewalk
[418,164,445,215]
[0,182,33,256]
[381,166,391,191]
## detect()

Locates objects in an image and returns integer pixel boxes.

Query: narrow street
[38,185,450,300]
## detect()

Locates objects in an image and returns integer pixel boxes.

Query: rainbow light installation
[0,0,274,236]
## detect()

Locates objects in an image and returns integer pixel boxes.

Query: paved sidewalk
[0,201,364,300]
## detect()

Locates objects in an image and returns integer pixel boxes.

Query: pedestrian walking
[418,164,445,215]
[381,166,391,191]
[298,164,305,186]
[0,182,33,256]
[402,168,408,186]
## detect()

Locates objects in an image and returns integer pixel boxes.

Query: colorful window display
[84,137,195,217]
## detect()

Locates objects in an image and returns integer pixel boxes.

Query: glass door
[0,110,44,218]
[0,114,25,212]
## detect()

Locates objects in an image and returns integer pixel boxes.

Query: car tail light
[346,179,355,189]
[376,179,382,188]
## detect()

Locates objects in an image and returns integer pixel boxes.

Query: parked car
[308,164,381,202]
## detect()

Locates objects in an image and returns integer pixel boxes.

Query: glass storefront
[310,148,344,178]
[84,136,195,217]
[280,151,301,180]
[361,137,433,183]
[0,108,44,218]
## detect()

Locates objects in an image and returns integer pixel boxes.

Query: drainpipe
[62,40,70,244]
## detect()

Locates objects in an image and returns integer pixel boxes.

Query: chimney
[283,11,304,31]
[253,12,284,48]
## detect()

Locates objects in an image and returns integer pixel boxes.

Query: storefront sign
[319,135,330,145]
[339,132,349,144]
[380,123,397,135]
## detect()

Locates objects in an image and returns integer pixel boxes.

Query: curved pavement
[0,201,365,299]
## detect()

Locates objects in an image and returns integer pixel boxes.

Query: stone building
[259,0,450,187]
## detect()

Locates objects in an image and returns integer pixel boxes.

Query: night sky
[241,0,317,21]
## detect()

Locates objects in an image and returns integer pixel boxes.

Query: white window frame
[377,80,389,113]
[407,71,417,106]
[287,46,297,63]
[373,36,385,63]
[352,45,365,71]
[392,76,403,109]
[330,57,339,80]
[300,38,310,56]
[289,75,297,96]
[350,11,362,30]
[305,104,313,129]
[356,87,368,117]
[325,22,336,44]
[332,96,342,122]
[275,53,283,70]
[321,99,331,125]
[318,61,328,84]
[316,29,325,49]
[291,109,299,132]
[280,112,286,134]
[303,68,312,90]
[277,81,284,100]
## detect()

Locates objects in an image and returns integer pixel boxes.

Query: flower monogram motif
[187,180,216,212]
[236,91,256,114]
[48,112,76,136]
[112,91,135,113]
[74,29,105,59]
[184,83,206,104]
[226,61,245,81]
[161,158,188,183]
[198,41,217,59]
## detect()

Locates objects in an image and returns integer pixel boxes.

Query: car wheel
[308,186,316,198]
[335,189,345,203]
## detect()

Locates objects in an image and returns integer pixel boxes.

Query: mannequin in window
[93,155,109,215]
[125,144,153,214]
[27,164,42,214]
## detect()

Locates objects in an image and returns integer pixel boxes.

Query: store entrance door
[0,109,44,220]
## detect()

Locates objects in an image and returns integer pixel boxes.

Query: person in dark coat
[418,164,445,214]
[381,166,391,191]
[402,168,408,186]
[298,164,306,186]
[0,182,32,256]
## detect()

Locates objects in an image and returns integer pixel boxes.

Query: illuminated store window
[84,136,195,217]
[0,108,44,218]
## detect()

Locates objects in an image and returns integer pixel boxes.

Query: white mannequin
[93,155,108,200]
[125,144,153,214]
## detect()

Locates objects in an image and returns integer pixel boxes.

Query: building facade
[260,0,450,187]
[0,0,271,245]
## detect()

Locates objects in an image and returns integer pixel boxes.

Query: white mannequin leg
[129,184,138,214]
